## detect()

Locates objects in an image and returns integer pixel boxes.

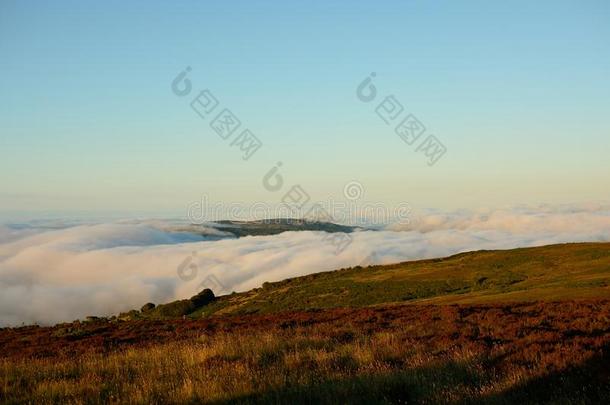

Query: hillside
[2,242,609,404]
[142,242,610,320]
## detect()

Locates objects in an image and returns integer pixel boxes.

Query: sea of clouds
[1,203,610,326]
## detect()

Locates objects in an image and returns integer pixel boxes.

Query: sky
[1,0,609,219]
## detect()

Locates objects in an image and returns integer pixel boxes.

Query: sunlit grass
[2,321,606,404]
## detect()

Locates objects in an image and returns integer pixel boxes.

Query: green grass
[186,243,610,318]
[123,242,610,320]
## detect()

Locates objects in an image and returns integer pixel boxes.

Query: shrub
[154,300,195,318]
[118,310,141,321]
[190,289,215,307]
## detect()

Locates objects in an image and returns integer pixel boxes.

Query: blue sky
[1,0,609,217]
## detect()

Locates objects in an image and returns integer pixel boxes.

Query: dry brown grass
[1,301,609,404]
[0,330,533,404]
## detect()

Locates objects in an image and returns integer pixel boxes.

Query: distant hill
[136,242,610,320]
[209,218,359,237]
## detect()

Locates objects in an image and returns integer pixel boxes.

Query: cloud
[1,203,609,326]
[389,203,610,236]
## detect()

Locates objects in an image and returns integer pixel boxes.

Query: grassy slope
[3,243,610,404]
[185,242,610,318]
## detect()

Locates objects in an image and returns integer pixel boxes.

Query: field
[1,243,609,404]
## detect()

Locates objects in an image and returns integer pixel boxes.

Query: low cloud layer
[1,203,609,326]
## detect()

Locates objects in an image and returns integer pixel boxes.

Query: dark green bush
[154,300,195,317]
[190,289,215,307]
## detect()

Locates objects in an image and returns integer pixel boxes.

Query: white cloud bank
[1,203,610,326]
